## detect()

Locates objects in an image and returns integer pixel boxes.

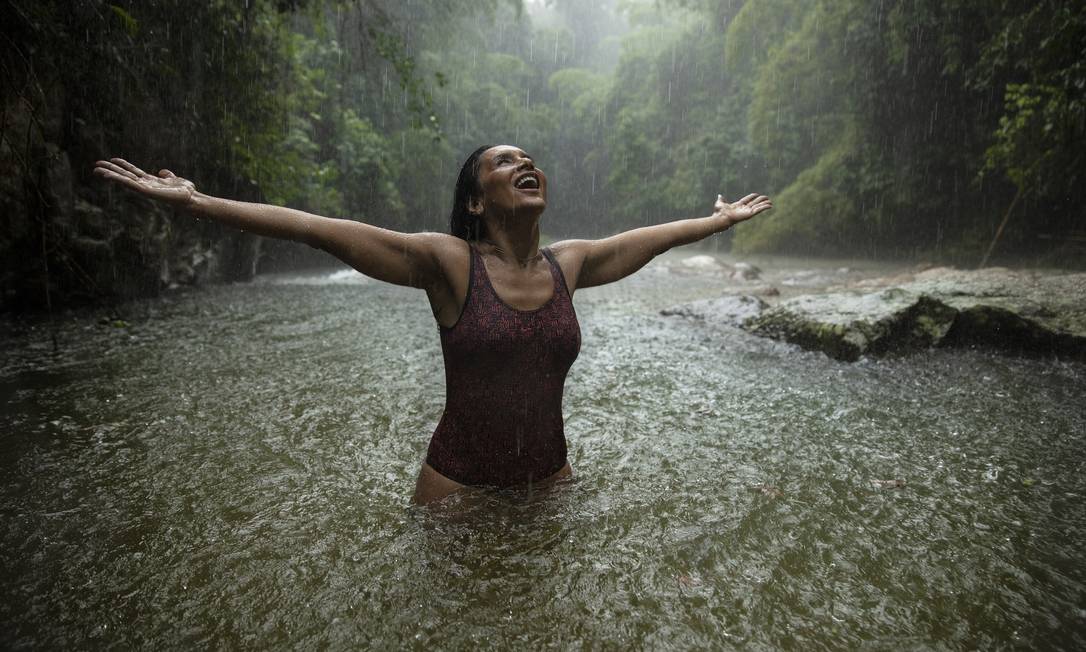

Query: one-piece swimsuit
[425,243,581,487]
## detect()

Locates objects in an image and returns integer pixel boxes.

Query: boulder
[744,289,957,361]
[906,268,1086,358]
[740,268,1086,361]
[669,255,729,274]
[730,261,762,281]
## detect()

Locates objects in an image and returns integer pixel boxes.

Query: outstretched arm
[554,193,772,290]
[93,158,447,289]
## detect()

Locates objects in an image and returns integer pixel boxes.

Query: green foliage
[734,127,863,255]
[976,1,1086,212]
[600,6,768,236]
[746,3,853,188]
[338,110,404,223]
[4,0,1085,311]
[724,0,803,79]
[548,69,606,106]
[716,0,1084,261]
[985,84,1067,189]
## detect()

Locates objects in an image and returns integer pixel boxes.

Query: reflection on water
[2,254,1085,648]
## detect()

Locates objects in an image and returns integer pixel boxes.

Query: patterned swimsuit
[425,244,581,487]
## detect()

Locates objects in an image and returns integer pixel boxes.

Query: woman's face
[472,145,547,217]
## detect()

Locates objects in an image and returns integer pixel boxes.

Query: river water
[3,253,1085,649]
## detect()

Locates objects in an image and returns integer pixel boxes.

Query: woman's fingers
[158,169,176,178]
[94,167,143,192]
[111,158,148,178]
[96,159,138,180]
[92,165,131,184]
[738,193,759,204]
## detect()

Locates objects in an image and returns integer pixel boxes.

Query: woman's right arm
[94,158,446,289]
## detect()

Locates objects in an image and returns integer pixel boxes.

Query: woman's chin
[512,197,546,213]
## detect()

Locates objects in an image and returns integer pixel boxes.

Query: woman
[93,145,772,504]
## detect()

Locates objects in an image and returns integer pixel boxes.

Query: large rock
[906,268,1086,358]
[741,268,1086,361]
[744,289,958,361]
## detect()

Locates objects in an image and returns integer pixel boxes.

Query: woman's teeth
[515,175,539,189]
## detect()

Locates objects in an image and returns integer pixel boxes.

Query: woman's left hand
[714,193,772,226]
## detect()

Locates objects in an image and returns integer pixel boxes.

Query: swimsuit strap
[540,247,573,297]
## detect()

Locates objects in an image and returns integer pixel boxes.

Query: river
[2,252,1084,649]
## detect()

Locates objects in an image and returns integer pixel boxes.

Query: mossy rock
[744,289,957,361]
[741,269,1086,361]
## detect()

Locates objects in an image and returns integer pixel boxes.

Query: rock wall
[0,93,262,312]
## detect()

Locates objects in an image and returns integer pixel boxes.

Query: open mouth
[514,173,540,190]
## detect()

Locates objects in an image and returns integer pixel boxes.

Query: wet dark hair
[449,144,494,241]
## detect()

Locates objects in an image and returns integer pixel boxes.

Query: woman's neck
[478,215,542,267]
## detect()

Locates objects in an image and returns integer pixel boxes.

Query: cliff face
[0,76,261,313]
[0,1,291,313]
[0,125,262,311]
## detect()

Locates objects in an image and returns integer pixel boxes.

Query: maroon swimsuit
[425,244,581,487]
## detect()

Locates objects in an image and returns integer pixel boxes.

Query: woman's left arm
[554,193,771,291]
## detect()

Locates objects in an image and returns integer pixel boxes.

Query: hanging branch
[978,185,1022,269]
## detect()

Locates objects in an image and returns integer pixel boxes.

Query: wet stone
[739,268,1086,361]
[665,255,762,281]
[743,289,957,362]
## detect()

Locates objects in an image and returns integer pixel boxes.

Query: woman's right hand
[93,158,196,207]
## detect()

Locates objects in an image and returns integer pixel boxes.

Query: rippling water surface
[3,255,1085,649]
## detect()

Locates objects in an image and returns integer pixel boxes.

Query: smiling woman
[93,146,772,504]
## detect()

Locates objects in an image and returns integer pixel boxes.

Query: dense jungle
[2,0,1083,311]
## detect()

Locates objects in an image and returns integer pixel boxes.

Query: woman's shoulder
[412,231,471,262]
[543,240,589,294]
[400,232,472,290]
[546,239,590,268]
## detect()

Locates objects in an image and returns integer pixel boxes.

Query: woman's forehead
[485,145,530,159]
